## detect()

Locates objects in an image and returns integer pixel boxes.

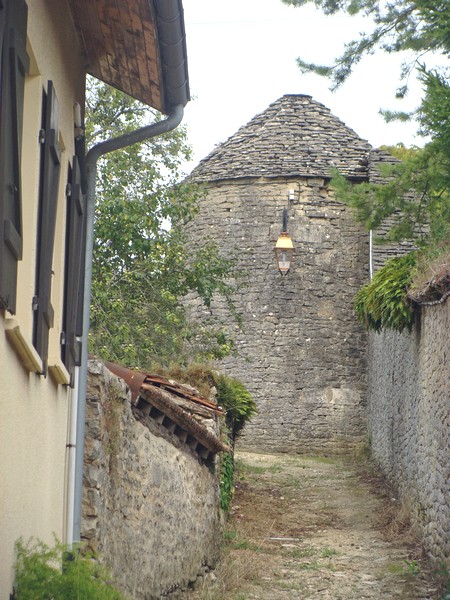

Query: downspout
[64,367,79,546]
[72,104,184,541]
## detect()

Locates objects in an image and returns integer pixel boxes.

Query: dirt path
[190,452,445,599]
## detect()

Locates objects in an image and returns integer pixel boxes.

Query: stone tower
[186,94,391,453]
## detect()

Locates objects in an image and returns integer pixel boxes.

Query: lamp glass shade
[274,232,294,274]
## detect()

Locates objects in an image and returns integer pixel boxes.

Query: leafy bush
[13,538,126,600]
[354,253,417,332]
[213,374,256,442]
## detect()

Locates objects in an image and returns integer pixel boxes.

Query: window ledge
[48,359,70,386]
[5,318,42,373]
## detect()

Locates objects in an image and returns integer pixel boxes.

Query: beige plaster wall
[0,342,70,596]
[0,0,85,596]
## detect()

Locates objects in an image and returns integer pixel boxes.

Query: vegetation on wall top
[155,363,256,442]
[354,246,449,333]
[408,248,450,306]
[155,363,256,514]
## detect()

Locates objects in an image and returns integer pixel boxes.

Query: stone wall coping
[138,384,229,456]
[100,359,227,459]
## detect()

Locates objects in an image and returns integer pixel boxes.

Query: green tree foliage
[86,78,238,368]
[283,1,449,331]
[282,0,450,248]
[330,148,449,245]
[13,538,126,600]
[281,0,449,94]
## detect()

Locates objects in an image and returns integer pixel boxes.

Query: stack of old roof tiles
[188,94,382,183]
[105,361,228,462]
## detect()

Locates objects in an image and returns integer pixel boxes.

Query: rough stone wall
[82,360,221,599]
[367,302,449,565]
[186,177,369,453]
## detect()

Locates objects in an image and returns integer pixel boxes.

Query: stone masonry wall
[367,302,449,566]
[82,360,221,599]
[185,177,369,453]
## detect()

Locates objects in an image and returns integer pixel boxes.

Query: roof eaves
[68,0,190,114]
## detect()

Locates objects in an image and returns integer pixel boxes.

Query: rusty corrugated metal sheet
[103,360,227,457]
[144,374,223,413]
[103,360,222,413]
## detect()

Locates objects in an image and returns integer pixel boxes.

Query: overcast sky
[181,0,427,171]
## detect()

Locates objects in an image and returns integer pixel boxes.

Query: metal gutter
[154,0,190,112]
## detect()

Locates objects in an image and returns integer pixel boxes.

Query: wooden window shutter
[62,155,86,386]
[33,80,61,374]
[0,0,29,313]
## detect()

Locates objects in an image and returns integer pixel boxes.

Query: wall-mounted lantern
[274,208,294,275]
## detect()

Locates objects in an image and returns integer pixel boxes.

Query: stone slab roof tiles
[188,94,375,183]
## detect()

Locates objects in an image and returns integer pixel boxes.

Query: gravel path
[190,451,445,599]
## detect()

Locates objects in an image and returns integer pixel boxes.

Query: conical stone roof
[189,94,374,183]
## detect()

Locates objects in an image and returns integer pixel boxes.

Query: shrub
[354,253,417,332]
[213,374,256,515]
[13,538,126,600]
[213,374,256,442]
[219,451,235,513]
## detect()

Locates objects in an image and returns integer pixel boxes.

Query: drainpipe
[72,104,184,541]
[64,367,79,546]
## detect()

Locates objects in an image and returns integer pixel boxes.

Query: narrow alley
[190,452,445,600]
